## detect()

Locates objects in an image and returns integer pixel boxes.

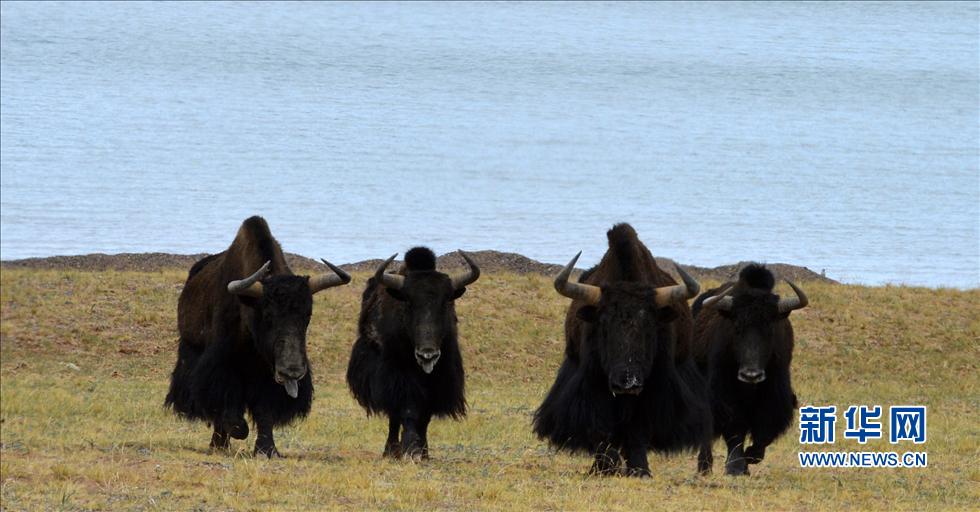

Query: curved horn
[701,282,735,311]
[450,250,481,290]
[653,263,701,307]
[308,258,351,294]
[227,260,271,298]
[374,253,404,290]
[777,279,809,313]
[553,252,601,305]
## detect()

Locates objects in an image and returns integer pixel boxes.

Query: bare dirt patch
[1,251,837,283]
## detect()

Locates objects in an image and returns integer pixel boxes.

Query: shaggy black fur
[164,216,321,457]
[347,246,470,460]
[692,264,799,475]
[404,246,437,271]
[533,223,711,477]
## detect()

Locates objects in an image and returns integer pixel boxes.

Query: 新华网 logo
[798,405,927,468]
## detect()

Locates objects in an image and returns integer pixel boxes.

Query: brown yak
[165,216,350,457]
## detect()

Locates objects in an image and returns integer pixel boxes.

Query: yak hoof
[383,443,402,459]
[725,465,750,476]
[588,463,621,477]
[623,467,651,478]
[403,446,426,462]
[209,431,230,451]
[744,445,765,464]
[255,444,283,459]
[225,418,249,440]
[401,432,424,461]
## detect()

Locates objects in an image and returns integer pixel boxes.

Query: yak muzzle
[415,348,441,374]
[738,368,766,384]
[609,372,644,396]
[274,364,307,399]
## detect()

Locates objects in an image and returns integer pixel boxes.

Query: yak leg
[210,425,230,451]
[745,420,779,465]
[723,433,749,476]
[221,408,249,440]
[589,442,622,476]
[745,422,782,464]
[383,415,402,459]
[744,443,767,465]
[622,442,651,478]
[417,413,432,460]
[697,437,714,475]
[400,407,425,461]
[195,347,248,441]
[252,412,282,459]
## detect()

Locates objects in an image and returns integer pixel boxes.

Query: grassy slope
[1,269,978,511]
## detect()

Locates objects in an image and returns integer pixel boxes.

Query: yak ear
[657,305,678,323]
[452,287,466,300]
[385,287,407,302]
[576,305,598,323]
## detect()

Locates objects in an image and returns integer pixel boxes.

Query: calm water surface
[1,2,978,287]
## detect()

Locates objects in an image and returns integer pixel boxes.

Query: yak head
[374,247,480,374]
[227,259,350,397]
[554,252,700,396]
[701,265,808,384]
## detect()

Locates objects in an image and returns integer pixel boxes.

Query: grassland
[1,268,978,511]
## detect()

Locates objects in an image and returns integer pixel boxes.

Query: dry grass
[1,268,978,510]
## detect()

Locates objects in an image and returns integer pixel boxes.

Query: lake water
[1,2,977,287]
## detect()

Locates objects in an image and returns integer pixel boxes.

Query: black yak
[691,264,808,475]
[533,223,711,477]
[347,247,480,460]
[164,216,350,457]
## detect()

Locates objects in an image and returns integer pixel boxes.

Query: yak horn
[553,252,601,305]
[777,279,809,313]
[653,264,701,307]
[450,250,481,290]
[374,254,405,290]
[308,259,351,294]
[701,282,735,311]
[227,260,271,298]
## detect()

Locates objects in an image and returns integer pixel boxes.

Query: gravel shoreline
[0,251,838,284]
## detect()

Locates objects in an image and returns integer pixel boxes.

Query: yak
[347,247,480,460]
[164,216,350,457]
[691,264,808,475]
[533,223,712,477]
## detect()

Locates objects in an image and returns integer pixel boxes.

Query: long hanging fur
[346,313,466,419]
[533,342,711,454]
